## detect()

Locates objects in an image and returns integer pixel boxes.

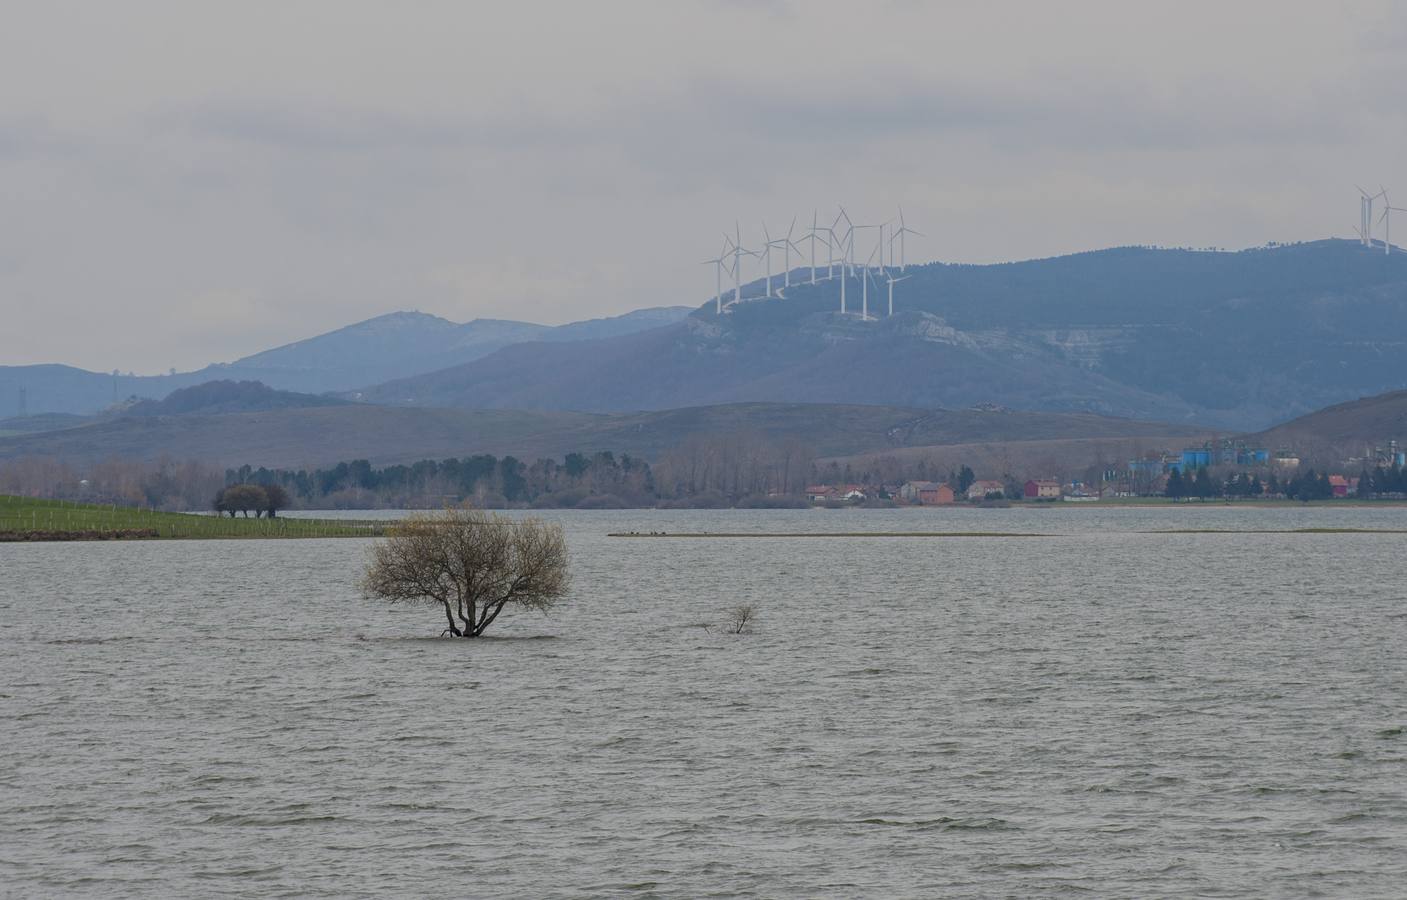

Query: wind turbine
[1358,185,1386,247]
[727,222,755,307]
[1379,197,1405,255]
[849,219,878,280]
[823,210,846,279]
[759,222,773,297]
[889,206,924,271]
[873,221,884,278]
[781,216,803,290]
[702,236,732,314]
[805,210,820,284]
[836,206,856,276]
[861,243,883,320]
[885,272,909,317]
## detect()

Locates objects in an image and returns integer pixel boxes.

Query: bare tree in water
[361,509,570,637]
[725,604,757,634]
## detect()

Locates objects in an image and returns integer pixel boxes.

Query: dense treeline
[226,451,661,509]
[0,456,223,510]
[1162,465,1405,501]
[225,434,821,509]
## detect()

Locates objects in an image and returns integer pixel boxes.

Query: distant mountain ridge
[354,239,1407,429]
[0,306,693,415]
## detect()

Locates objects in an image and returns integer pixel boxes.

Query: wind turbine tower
[806,210,819,284]
[886,272,909,317]
[1379,196,1405,255]
[703,237,731,313]
[861,243,882,320]
[728,222,752,306]
[760,222,776,297]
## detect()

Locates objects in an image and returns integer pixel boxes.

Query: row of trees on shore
[3,441,1404,512]
[1166,463,1407,501]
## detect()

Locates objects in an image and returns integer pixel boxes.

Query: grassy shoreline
[0,495,388,540]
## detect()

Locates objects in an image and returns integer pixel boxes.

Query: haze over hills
[0,307,692,416]
[7,239,1407,432]
[357,239,1407,429]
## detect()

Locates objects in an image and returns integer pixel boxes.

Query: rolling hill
[0,401,1194,469]
[1250,389,1407,453]
[355,240,1407,429]
[123,380,348,416]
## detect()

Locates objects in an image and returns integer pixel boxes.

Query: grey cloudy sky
[3,0,1406,373]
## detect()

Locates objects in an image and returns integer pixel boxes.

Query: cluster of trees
[227,449,661,509]
[1358,463,1407,497]
[1165,466,1343,502]
[1165,467,1247,499]
[213,483,290,517]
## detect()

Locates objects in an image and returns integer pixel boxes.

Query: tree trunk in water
[442,602,462,637]
[458,599,476,637]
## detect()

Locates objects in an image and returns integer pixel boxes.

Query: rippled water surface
[3,506,1406,897]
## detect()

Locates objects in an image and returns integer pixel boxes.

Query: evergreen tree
[1165,468,1186,500]
[957,465,976,493]
[1193,466,1213,499]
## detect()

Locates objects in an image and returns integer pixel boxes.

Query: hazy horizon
[4,1,1407,372]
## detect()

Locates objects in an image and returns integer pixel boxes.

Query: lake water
[3,506,1406,897]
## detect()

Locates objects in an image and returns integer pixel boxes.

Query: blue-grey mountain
[0,307,693,416]
[356,240,1407,429]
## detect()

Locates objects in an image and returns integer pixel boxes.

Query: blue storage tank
[1181,448,1212,469]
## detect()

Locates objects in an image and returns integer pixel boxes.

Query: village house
[967,479,1005,500]
[898,481,954,505]
[919,484,955,505]
[898,481,939,503]
[1328,475,1357,497]
[805,485,836,503]
[839,484,868,502]
[1024,478,1061,500]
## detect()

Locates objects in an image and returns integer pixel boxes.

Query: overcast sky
[4,1,1406,373]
